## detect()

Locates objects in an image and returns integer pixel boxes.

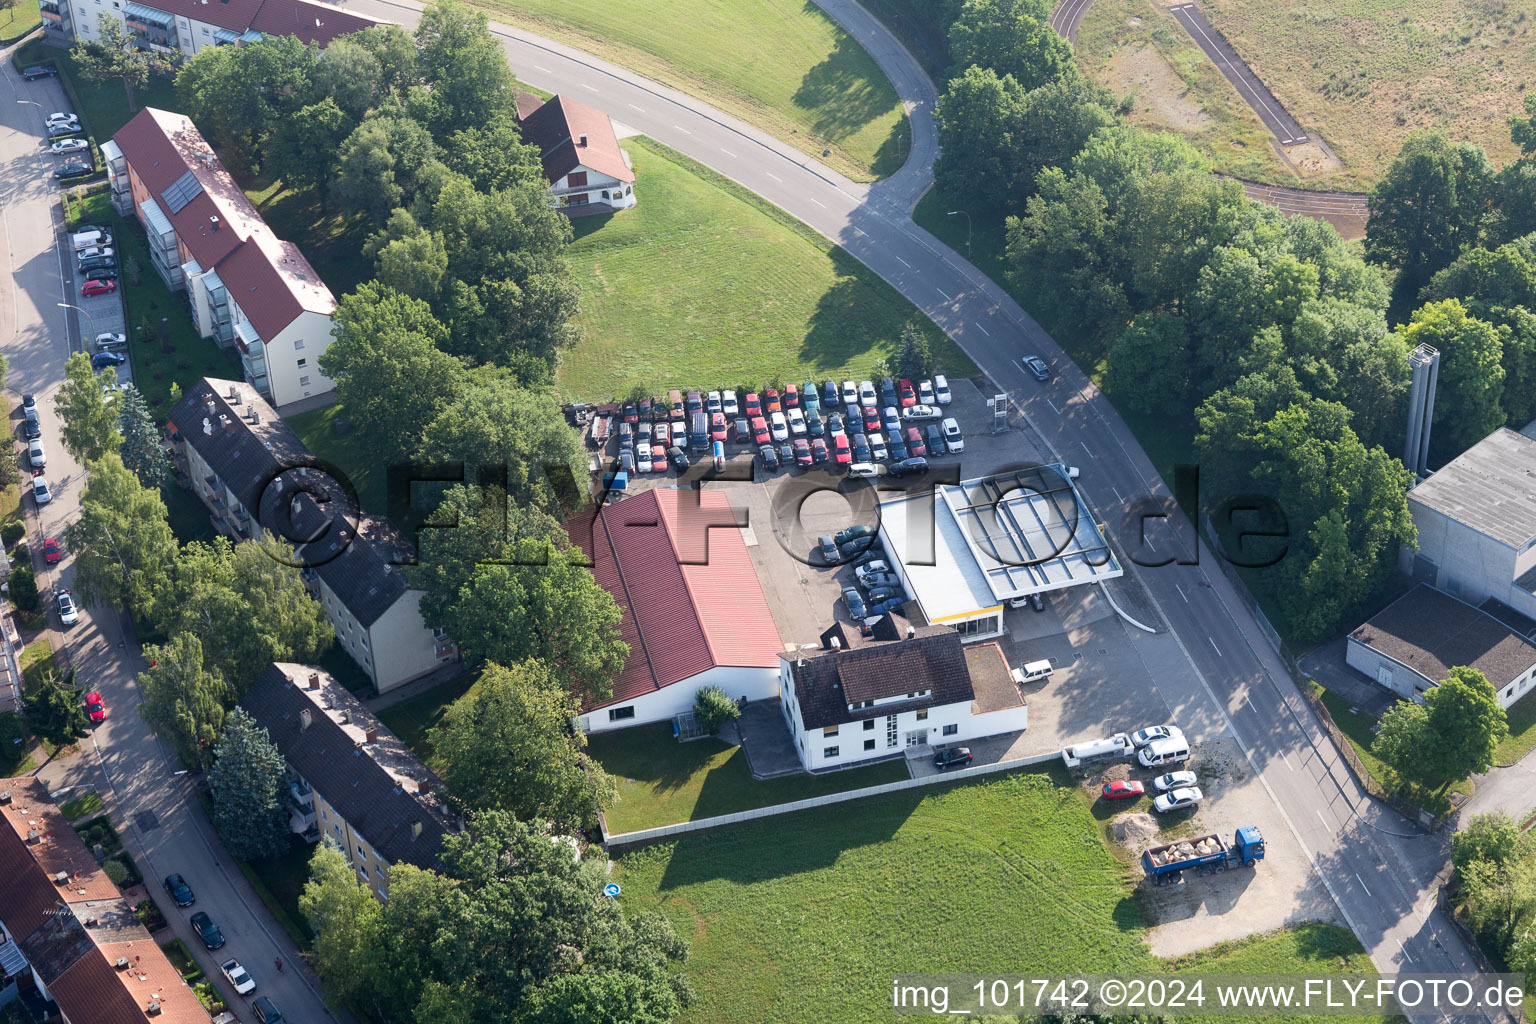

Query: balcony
[289,779,314,808]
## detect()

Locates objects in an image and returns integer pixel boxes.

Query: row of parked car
[813,525,911,619]
[1100,726,1203,813]
[28,93,99,181]
[72,225,121,297]
[162,873,286,1020]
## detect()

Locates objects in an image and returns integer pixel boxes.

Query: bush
[693,685,741,735]
[8,563,38,613]
[102,857,128,886]
[1,521,24,548]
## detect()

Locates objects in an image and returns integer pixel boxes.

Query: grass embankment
[0,5,41,40]
[589,723,909,834]
[467,0,909,181]
[557,137,973,402]
[0,713,37,776]
[1309,681,1470,815]
[617,768,1386,1024]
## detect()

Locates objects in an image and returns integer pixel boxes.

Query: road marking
[1175,584,1188,603]
[937,288,952,301]
[1047,399,1061,415]
[1280,751,1294,772]
[806,196,825,208]
[533,64,551,72]
[1110,484,1122,503]
[973,322,990,336]
[1080,442,1092,457]
[580,83,599,92]
[1209,637,1222,657]
[1355,873,1372,898]
[628,103,645,112]
[673,124,692,135]
[720,148,736,157]
[1398,939,1414,963]
[766,172,782,182]
[1316,808,1331,830]
[895,255,911,267]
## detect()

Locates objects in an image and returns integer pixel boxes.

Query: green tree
[1394,299,1507,465]
[311,35,384,121]
[1371,698,1434,791]
[55,352,121,464]
[1366,131,1496,293]
[1509,93,1536,157]
[116,383,169,488]
[1103,312,1191,415]
[1460,853,1536,961]
[947,0,1072,91]
[72,14,179,112]
[430,660,614,830]
[209,707,290,858]
[692,685,740,736]
[934,65,1030,200]
[267,98,352,203]
[8,562,38,613]
[333,119,401,226]
[173,34,318,173]
[414,0,517,137]
[1452,812,1522,879]
[23,671,87,748]
[894,323,933,382]
[1005,169,1128,336]
[300,841,384,1008]
[355,24,420,99]
[65,453,179,613]
[138,632,232,771]
[373,222,451,302]
[1422,666,1508,787]
[446,117,546,193]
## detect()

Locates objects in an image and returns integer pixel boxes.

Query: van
[689,412,710,449]
[1137,737,1191,768]
[1015,659,1054,683]
[71,229,107,251]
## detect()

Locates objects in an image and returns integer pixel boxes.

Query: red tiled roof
[519,94,635,185]
[131,0,388,47]
[95,942,217,1024]
[112,108,334,341]
[567,490,782,710]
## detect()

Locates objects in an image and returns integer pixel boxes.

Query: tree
[1394,299,1506,465]
[1452,812,1522,878]
[23,671,87,748]
[1371,698,1433,790]
[947,0,1073,91]
[355,24,420,100]
[1509,93,1536,157]
[65,453,179,613]
[429,660,614,830]
[446,117,546,193]
[55,352,121,464]
[414,0,517,137]
[138,633,232,771]
[1421,666,1508,787]
[1103,312,1191,415]
[300,841,384,1009]
[894,323,933,382]
[1460,853,1536,961]
[73,14,179,112]
[116,383,169,487]
[311,36,384,121]
[333,119,401,226]
[173,34,317,174]
[1005,169,1129,336]
[1366,131,1496,293]
[267,99,352,204]
[7,562,38,613]
[692,685,740,736]
[209,708,291,859]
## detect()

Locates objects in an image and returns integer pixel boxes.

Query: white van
[72,229,108,250]
[1014,659,1054,683]
[1138,737,1192,768]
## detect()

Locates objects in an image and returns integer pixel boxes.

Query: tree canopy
[209,707,291,859]
[137,632,232,771]
[65,452,179,613]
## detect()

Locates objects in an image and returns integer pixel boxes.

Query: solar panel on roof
[160,169,204,214]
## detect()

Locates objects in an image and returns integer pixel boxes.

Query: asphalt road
[1050,0,1096,45]
[0,46,341,1024]
[1168,2,1309,145]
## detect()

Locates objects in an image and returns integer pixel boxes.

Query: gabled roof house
[517,91,636,214]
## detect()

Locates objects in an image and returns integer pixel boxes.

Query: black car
[842,587,869,620]
[77,259,115,275]
[888,457,929,477]
[852,433,871,463]
[935,747,973,770]
[54,160,93,179]
[826,412,844,435]
[83,268,117,283]
[22,411,41,441]
[880,376,898,407]
[22,393,35,412]
[835,524,876,546]
[668,445,690,471]
[22,65,59,80]
[925,424,946,456]
[252,996,285,1024]
[47,123,81,139]
[758,444,780,471]
[817,534,839,563]
[838,537,878,558]
[189,911,225,950]
[1023,355,1051,382]
[867,585,904,603]
[163,873,195,907]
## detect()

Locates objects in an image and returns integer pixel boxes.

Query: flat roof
[879,468,1121,621]
[1409,427,1536,549]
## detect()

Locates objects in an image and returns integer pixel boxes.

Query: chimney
[830,636,841,651]
[300,708,312,730]
[227,385,239,402]
[209,214,220,232]
[578,133,588,147]
[906,625,916,639]
[307,672,320,690]
[411,820,423,839]
[364,726,377,744]
[220,415,233,434]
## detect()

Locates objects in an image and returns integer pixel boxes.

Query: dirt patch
[1281,140,1344,177]
[1108,43,1214,131]
[1112,812,1162,846]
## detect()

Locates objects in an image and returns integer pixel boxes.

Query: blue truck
[1141,826,1264,886]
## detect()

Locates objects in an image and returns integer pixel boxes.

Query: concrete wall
[1408,503,1515,604]
[581,664,780,734]
[368,590,449,693]
[262,309,335,407]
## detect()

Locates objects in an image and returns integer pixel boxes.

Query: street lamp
[57,301,99,352]
[947,210,972,262]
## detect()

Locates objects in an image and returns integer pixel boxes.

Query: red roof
[519,94,635,185]
[132,0,388,47]
[567,489,782,710]
[112,109,334,341]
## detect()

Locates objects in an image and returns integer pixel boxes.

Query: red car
[43,538,62,564]
[904,426,927,456]
[898,378,917,407]
[764,387,782,414]
[84,691,106,723]
[744,393,762,418]
[810,437,829,463]
[793,438,813,465]
[783,383,800,408]
[654,421,670,447]
[622,403,639,425]
[832,432,852,465]
[710,412,728,442]
[1102,780,1146,800]
[81,279,117,297]
[750,416,770,445]
[862,405,881,432]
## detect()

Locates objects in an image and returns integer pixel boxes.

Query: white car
[1152,770,1198,792]
[918,379,936,405]
[27,438,45,469]
[868,432,888,461]
[855,560,891,581]
[769,411,789,441]
[841,380,859,406]
[56,589,78,626]
[45,112,79,128]
[220,958,256,996]
[706,390,722,414]
[941,418,965,453]
[721,389,739,417]
[787,408,807,436]
[1152,787,1204,814]
[848,462,879,478]
[32,476,52,505]
[50,138,88,154]
[635,447,653,473]
[902,404,941,421]
[1130,725,1184,748]
[94,331,127,350]
[77,245,114,262]
[934,374,952,404]
[858,380,878,407]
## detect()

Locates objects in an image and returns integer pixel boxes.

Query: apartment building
[103,108,336,408]
[240,664,457,898]
[43,0,386,57]
[167,378,457,692]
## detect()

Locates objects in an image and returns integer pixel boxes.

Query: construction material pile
[1147,836,1221,866]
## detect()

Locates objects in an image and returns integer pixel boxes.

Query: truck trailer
[1141,826,1264,885]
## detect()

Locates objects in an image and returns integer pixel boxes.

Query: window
[357,844,365,859]
[360,634,369,650]
[296,358,307,368]
[863,719,875,731]
[823,746,839,758]
[823,725,838,737]
[294,338,305,350]
[942,724,958,736]
[608,705,636,722]
[568,171,588,187]
[864,739,875,751]
[334,822,342,835]
[299,375,311,387]
[566,194,590,207]
[851,699,873,710]
[916,709,928,721]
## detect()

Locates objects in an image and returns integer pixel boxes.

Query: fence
[603,748,1062,850]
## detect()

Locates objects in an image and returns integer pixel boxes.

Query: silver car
[1152,786,1204,814]
[32,476,52,505]
[27,438,45,469]
[1152,770,1197,792]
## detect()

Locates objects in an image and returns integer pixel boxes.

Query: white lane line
[1047,399,1061,415]
[1279,751,1294,772]
[806,196,825,208]
[579,83,599,92]
[720,148,736,157]
[766,171,782,182]
[1110,484,1122,503]
[1355,873,1372,899]
[1080,442,1092,457]
[533,65,551,72]
[1316,808,1331,830]
[1175,584,1188,603]
[628,103,646,112]
[1398,939,1414,963]
[973,322,990,336]
[1209,637,1222,657]
[895,255,911,267]
[673,124,693,135]
[937,288,952,302]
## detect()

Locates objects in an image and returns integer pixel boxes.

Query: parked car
[668,446,690,471]
[744,392,762,418]
[859,572,900,590]
[1102,779,1145,800]
[83,691,106,723]
[84,269,118,285]
[721,389,739,417]
[220,958,256,996]
[22,66,59,80]
[832,432,851,465]
[925,423,945,456]
[1152,787,1204,814]
[918,379,936,405]
[858,380,878,408]
[732,417,751,444]
[650,442,666,469]
[838,537,878,558]
[880,377,897,407]
[823,380,840,407]
[941,418,965,453]
[760,445,781,471]
[848,462,879,479]
[806,412,825,437]
[685,390,703,414]
[1022,355,1051,382]
[1152,770,1198,792]
[621,403,638,425]
[842,587,869,619]
[46,123,81,139]
[769,411,789,441]
[792,438,812,466]
[635,447,653,473]
[22,393,35,412]
[653,421,670,448]
[94,331,127,350]
[787,408,807,436]
[852,433,871,463]
[836,524,877,546]
[710,412,727,442]
[888,457,929,476]
[27,438,45,468]
[882,406,902,435]
[750,416,770,445]
[763,386,781,413]
[42,538,61,564]
[904,426,927,456]
[706,390,722,414]
[45,112,78,128]
[32,476,52,505]
[617,449,634,475]
[861,405,881,433]
[190,911,225,950]
[783,383,800,408]
[55,160,94,179]
[76,246,113,263]
[81,279,116,296]
[78,256,115,272]
[902,404,941,421]
[1131,725,1184,748]
[778,442,794,466]
[934,747,973,770]
[897,378,917,407]
[934,375,952,404]
[840,380,858,406]
[817,534,839,563]
[23,409,41,440]
[50,137,88,154]
[888,434,908,461]
[55,589,77,626]
[852,545,886,567]
[251,995,285,1024]
[868,432,889,462]
[668,389,685,417]
[866,585,903,603]
[801,383,820,415]
[826,411,845,435]
[163,873,196,907]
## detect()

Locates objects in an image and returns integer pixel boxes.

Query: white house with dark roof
[104,108,336,408]
[43,0,387,58]
[167,378,457,692]
[516,91,636,213]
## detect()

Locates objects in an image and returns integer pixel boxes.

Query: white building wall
[368,590,447,693]
[552,162,636,210]
[580,664,779,734]
[1344,636,1535,710]
[260,309,335,407]
[1406,503,1515,604]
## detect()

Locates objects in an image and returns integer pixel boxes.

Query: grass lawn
[376,674,477,764]
[469,0,908,181]
[285,403,385,515]
[1309,681,1468,816]
[1498,687,1536,765]
[235,835,315,950]
[557,138,973,402]
[0,712,37,776]
[20,637,56,688]
[617,767,1384,1024]
[0,4,40,38]
[590,723,910,834]
[60,791,103,821]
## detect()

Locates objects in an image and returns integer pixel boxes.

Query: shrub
[8,563,38,613]
[693,685,741,735]
[1,521,24,548]
[102,857,128,886]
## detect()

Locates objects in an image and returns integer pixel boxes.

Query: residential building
[103,108,336,407]
[1347,584,1536,709]
[0,776,211,1024]
[778,616,1028,770]
[876,467,1122,641]
[565,488,783,733]
[240,663,457,898]
[44,0,387,56]
[516,91,636,213]
[167,378,457,692]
